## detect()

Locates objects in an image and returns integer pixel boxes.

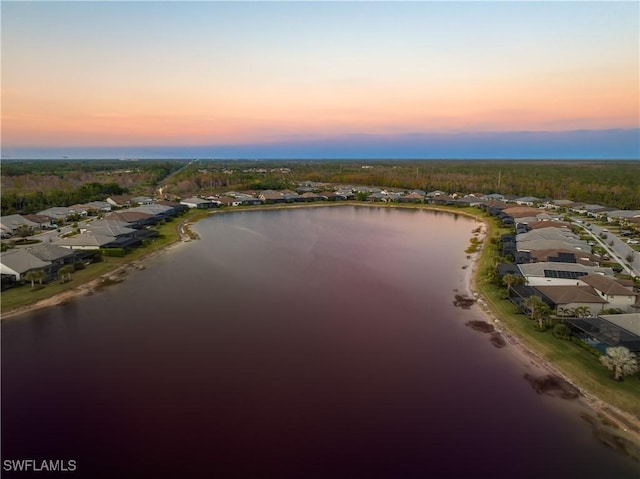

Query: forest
[1,159,639,215]
[1,160,185,215]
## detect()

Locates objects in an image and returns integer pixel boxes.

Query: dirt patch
[524,373,581,400]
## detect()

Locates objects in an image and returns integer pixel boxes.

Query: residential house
[54,232,121,250]
[24,214,58,230]
[0,214,39,236]
[37,206,85,222]
[130,196,154,206]
[26,243,78,280]
[514,196,541,206]
[217,196,242,207]
[398,192,425,204]
[0,249,51,281]
[532,285,607,317]
[517,262,614,286]
[105,211,156,228]
[299,192,325,202]
[579,274,639,313]
[180,197,217,209]
[259,190,286,204]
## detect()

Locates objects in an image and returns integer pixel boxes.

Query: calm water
[2,206,638,478]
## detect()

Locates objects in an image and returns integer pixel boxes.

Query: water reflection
[2,206,638,478]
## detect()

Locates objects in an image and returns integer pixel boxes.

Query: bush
[73,262,86,271]
[553,323,572,340]
[101,248,127,257]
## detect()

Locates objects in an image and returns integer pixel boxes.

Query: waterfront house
[0,249,51,282]
[517,262,614,286]
[579,274,639,313]
[180,197,217,209]
[531,285,607,317]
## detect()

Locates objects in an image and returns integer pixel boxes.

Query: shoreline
[464,225,640,461]
[2,203,640,459]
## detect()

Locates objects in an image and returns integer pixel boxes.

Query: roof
[552,199,575,206]
[526,221,571,230]
[534,285,607,305]
[517,239,591,253]
[106,211,155,223]
[54,233,116,248]
[26,243,76,262]
[37,207,78,217]
[127,204,173,216]
[579,274,637,297]
[529,248,599,266]
[600,313,640,336]
[517,228,580,242]
[502,206,542,218]
[0,214,39,231]
[84,225,137,237]
[0,249,50,274]
[518,262,613,278]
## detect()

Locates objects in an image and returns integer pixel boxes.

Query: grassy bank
[0,210,200,315]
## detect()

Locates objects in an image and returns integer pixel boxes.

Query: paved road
[572,219,639,278]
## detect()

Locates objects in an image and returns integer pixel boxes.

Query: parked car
[627,239,639,244]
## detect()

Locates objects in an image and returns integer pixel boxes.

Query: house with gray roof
[0,214,39,235]
[180,197,217,209]
[54,233,119,250]
[517,262,614,286]
[0,249,51,281]
[26,243,77,264]
[38,207,84,221]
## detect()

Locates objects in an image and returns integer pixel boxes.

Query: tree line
[1,182,126,215]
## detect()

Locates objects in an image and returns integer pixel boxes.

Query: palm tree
[557,307,575,318]
[600,347,639,381]
[35,269,46,285]
[58,265,75,283]
[502,274,525,296]
[24,270,38,289]
[573,306,591,318]
[524,295,551,330]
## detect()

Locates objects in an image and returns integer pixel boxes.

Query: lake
[2,206,638,478]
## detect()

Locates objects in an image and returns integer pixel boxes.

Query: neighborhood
[1,183,639,356]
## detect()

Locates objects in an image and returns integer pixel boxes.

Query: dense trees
[1,160,185,215]
[160,160,640,209]
[3,159,639,214]
[1,182,126,215]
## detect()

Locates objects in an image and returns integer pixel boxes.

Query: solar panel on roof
[543,270,587,279]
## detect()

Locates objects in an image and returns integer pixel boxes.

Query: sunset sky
[2,1,639,159]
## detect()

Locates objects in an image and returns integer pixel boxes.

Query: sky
[1,1,639,159]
